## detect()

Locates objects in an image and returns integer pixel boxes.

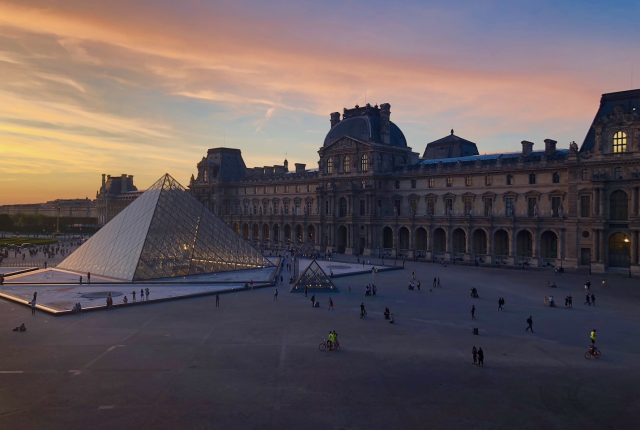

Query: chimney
[544,139,557,156]
[295,163,306,174]
[380,103,391,144]
[121,174,128,192]
[330,112,341,128]
[102,174,106,187]
[521,140,534,157]
[284,159,289,171]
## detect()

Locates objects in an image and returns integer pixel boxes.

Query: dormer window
[613,131,627,153]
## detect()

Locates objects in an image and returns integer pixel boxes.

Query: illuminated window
[485,175,492,186]
[613,131,627,153]
[506,175,514,185]
[446,177,452,187]
[428,178,434,188]
[343,156,351,173]
[361,154,369,172]
[465,176,472,186]
[326,158,333,174]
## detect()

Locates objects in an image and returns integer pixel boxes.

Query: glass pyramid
[290,260,338,293]
[295,240,317,258]
[58,174,273,281]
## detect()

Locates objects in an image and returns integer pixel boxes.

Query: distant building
[0,198,96,218]
[96,174,144,225]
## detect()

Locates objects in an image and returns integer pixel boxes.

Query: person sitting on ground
[123,296,128,304]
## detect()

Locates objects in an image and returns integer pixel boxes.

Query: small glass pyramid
[58,174,273,281]
[290,260,338,292]
[295,240,317,258]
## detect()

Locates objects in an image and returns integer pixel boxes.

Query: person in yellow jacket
[327,331,334,349]
[590,329,596,346]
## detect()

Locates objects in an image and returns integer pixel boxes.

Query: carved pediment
[547,189,566,201]
[461,192,476,201]
[407,193,420,201]
[322,136,371,153]
[442,192,456,201]
[424,193,438,202]
[502,191,518,202]
[482,191,496,200]
[524,190,541,201]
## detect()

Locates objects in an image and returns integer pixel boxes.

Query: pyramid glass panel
[59,173,273,281]
[295,241,318,258]
[290,260,338,293]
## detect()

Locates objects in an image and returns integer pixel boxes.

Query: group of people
[472,346,484,366]
[365,284,377,296]
[327,330,339,349]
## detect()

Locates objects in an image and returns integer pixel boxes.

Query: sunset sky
[1,0,639,204]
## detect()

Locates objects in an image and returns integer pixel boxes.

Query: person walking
[433,277,437,288]
[497,297,502,311]
[304,287,308,297]
[280,275,283,285]
[274,289,278,301]
[328,298,334,310]
[591,293,596,306]
[417,281,420,291]
[472,346,478,365]
[477,347,484,366]
[32,292,37,302]
[132,290,136,302]
[526,316,534,332]
[585,294,591,306]
[145,288,150,300]
[31,298,36,315]
[87,272,91,284]
[215,293,220,307]
[311,294,316,307]
[471,305,476,320]
[437,277,441,288]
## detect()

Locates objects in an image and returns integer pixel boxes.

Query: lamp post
[55,204,61,236]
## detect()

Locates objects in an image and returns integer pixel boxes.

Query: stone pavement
[0,257,639,429]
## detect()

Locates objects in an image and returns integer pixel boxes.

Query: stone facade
[96,174,143,225]
[183,90,638,276]
[0,199,96,218]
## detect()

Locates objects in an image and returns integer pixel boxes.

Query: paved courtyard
[1,257,639,430]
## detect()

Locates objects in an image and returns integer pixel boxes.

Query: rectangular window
[394,200,401,216]
[464,197,472,214]
[465,176,472,186]
[581,195,591,217]
[307,201,312,214]
[274,186,278,193]
[446,177,452,187]
[244,188,247,194]
[263,186,267,194]
[506,198,514,217]
[428,178,434,188]
[552,197,561,217]
[411,179,416,189]
[484,198,493,216]
[410,199,418,215]
[254,187,257,194]
[307,185,311,192]
[581,169,588,181]
[325,200,330,215]
[552,172,560,184]
[395,180,400,190]
[485,175,492,186]
[427,198,435,215]
[377,199,382,214]
[284,204,289,215]
[295,185,299,193]
[507,175,513,185]
[360,199,366,216]
[235,201,240,214]
[445,198,453,215]
[529,173,536,185]
[528,197,537,217]
[284,186,289,193]
[295,201,300,215]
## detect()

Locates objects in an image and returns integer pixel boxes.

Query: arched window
[610,190,628,220]
[326,157,333,174]
[343,155,351,173]
[613,131,627,153]
[361,154,369,172]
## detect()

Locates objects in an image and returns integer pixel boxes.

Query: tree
[0,214,14,231]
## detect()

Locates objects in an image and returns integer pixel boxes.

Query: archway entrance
[262,224,270,241]
[494,230,509,256]
[609,232,630,268]
[540,231,558,259]
[337,225,348,253]
[295,225,303,243]
[399,227,410,250]
[516,230,532,257]
[242,224,249,239]
[233,223,240,235]
[433,228,446,253]
[472,229,487,255]
[273,224,280,243]
[452,229,466,254]
[252,224,259,240]
[415,228,427,251]
[382,227,393,249]
[284,224,291,243]
[307,225,316,242]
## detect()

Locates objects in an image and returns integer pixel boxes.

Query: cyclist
[332,330,339,349]
[327,331,334,349]
[360,303,366,318]
[590,329,596,346]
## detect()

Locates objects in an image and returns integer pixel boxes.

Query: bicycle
[360,310,367,319]
[584,346,601,359]
[319,338,340,351]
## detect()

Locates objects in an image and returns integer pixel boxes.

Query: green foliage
[0,237,58,246]
[0,214,14,231]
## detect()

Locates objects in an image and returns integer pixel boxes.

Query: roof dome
[323,104,407,147]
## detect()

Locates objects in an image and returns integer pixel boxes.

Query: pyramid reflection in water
[58,174,273,281]
[290,260,338,293]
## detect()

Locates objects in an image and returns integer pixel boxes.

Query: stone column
[557,229,564,263]
[634,188,639,216]
[599,189,604,217]
[631,229,638,265]
[599,229,605,264]
[592,189,598,216]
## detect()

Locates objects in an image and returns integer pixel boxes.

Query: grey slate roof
[323,116,407,147]
[580,89,640,152]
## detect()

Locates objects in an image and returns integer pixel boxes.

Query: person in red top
[328,298,334,310]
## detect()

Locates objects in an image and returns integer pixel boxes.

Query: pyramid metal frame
[295,241,317,258]
[58,174,273,281]
[290,259,338,293]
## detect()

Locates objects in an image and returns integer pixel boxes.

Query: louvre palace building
[187,89,640,275]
